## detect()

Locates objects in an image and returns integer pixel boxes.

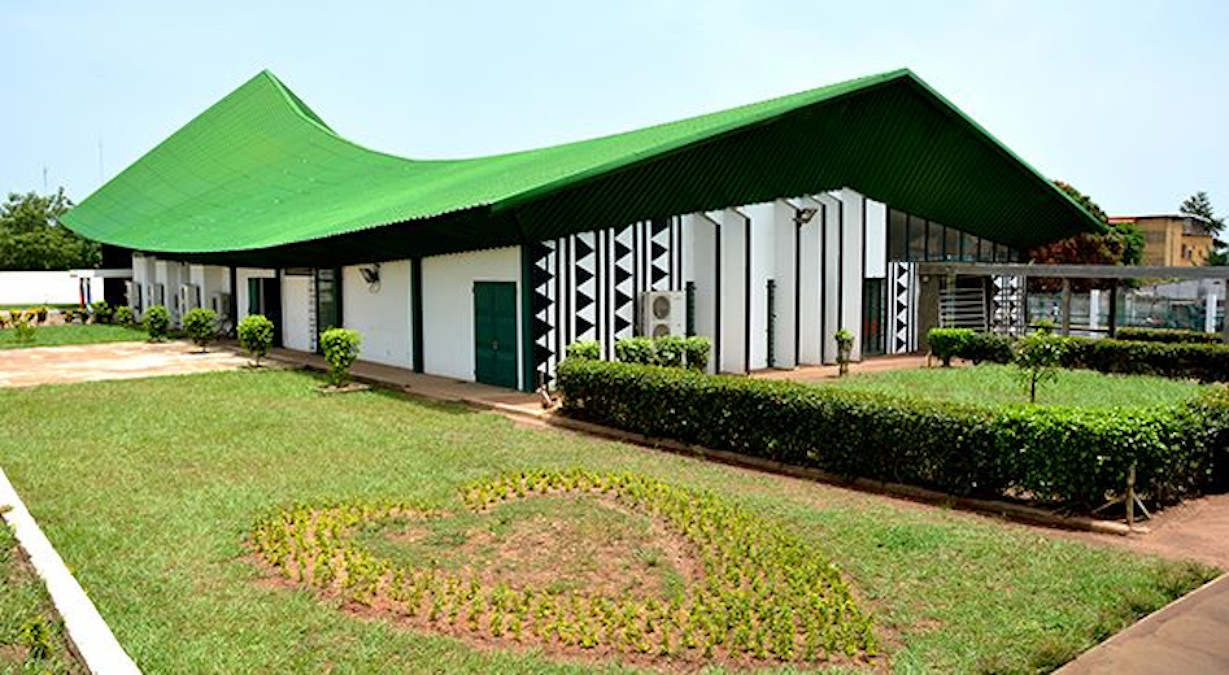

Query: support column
[1061,278,1072,336]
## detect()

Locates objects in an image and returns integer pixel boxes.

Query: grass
[820,363,1209,408]
[0,324,147,350]
[0,370,1218,674]
[0,521,85,674]
[0,304,78,311]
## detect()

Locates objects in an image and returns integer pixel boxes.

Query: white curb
[0,468,141,674]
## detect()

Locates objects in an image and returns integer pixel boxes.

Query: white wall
[798,195,825,365]
[683,213,719,373]
[744,202,776,371]
[839,188,866,362]
[0,271,83,306]
[422,246,522,387]
[718,208,748,373]
[281,274,313,352]
[817,193,842,363]
[769,200,797,369]
[342,260,412,369]
[236,268,276,322]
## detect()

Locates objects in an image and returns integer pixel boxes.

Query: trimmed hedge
[1117,327,1221,344]
[556,358,1229,508]
[949,332,1229,382]
[928,328,974,366]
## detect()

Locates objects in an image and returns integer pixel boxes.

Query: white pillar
[771,200,797,369]
[797,196,824,365]
[838,187,865,362]
[815,193,841,364]
[1206,293,1218,334]
[1090,289,1101,331]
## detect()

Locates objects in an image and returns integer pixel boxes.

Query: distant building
[1109,214,1216,266]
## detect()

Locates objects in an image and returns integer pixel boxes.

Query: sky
[3,0,1227,218]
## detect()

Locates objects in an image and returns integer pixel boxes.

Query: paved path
[1056,574,1229,674]
[0,340,249,388]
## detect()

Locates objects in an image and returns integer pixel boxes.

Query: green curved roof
[62,68,1102,266]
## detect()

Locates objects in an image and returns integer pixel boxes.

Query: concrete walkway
[1056,574,1229,674]
[0,340,249,388]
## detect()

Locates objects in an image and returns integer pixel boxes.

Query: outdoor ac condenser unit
[125,281,142,310]
[178,284,201,313]
[639,291,685,338]
[210,292,231,318]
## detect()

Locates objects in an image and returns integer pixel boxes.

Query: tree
[1013,326,1066,404]
[1180,191,1225,233]
[1180,191,1227,265]
[0,189,101,270]
[1028,181,1139,290]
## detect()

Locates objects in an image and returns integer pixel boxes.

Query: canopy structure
[63,69,1104,268]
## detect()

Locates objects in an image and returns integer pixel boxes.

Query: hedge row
[1116,327,1222,344]
[556,358,1229,508]
[943,331,1229,382]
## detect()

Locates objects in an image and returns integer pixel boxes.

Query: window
[908,215,927,261]
[944,225,962,261]
[888,209,908,261]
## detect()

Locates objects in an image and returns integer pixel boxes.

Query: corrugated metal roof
[61,68,1104,265]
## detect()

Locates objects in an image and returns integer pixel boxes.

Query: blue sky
[4,0,1226,217]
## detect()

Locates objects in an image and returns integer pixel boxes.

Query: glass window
[992,243,1005,262]
[961,232,977,262]
[888,209,908,262]
[908,215,927,261]
[927,222,946,261]
[944,226,962,261]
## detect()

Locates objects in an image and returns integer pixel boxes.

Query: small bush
[12,316,35,344]
[564,340,601,360]
[556,358,1229,509]
[962,332,1015,365]
[614,336,656,364]
[114,305,136,325]
[89,300,114,324]
[1116,327,1221,344]
[143,305,171,342]
[834,329,854,375]
[683,336,712,372]
[928,328,974,367]
[183,307,218,352]
[320,327,362,387]
[654,335,686,367]
[238,314,275,366]
[1014,329,1067,403]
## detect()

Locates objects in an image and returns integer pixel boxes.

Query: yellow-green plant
[248,470,877,665]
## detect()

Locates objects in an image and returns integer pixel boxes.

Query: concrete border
[0,468,141,675]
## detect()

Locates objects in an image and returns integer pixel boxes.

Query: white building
[66,69,1100,391]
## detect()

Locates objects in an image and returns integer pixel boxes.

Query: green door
[315,268,341,353]
[473,282,518,388]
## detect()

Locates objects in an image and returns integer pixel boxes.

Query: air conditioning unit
[639,291,685,338]
[209,292,231,318]
[125,281,143,310]
[178,284,201,313]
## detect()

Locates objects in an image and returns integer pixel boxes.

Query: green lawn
[821,363,1208,408]
[0,522,85,674]
[0,324,147,350]
[0,304,78,311]
[0,370,1216,674]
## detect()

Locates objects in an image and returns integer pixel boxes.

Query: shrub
[614,336,656,364]
[683,336,712,372]
[1117,327,1220,345]
[564,339,601,360]
[12,316,35,344]
[834,329,854,376]
[320,327,362,387]
[654,335,686,367]
[143,304,171,342]
[1014,330,1067,403]
[114,305,136,326]
[183,307,219,352]
[238,314,275,366]
[1059,338,1229,383]
[89,300,113,324]
[31,306,48,324]
[928,328,974,367]
[962,332,1015,365]
[556,358,1229,509]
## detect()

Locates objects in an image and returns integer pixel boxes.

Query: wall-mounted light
[794,207,818,226]
[360,263,381,292]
